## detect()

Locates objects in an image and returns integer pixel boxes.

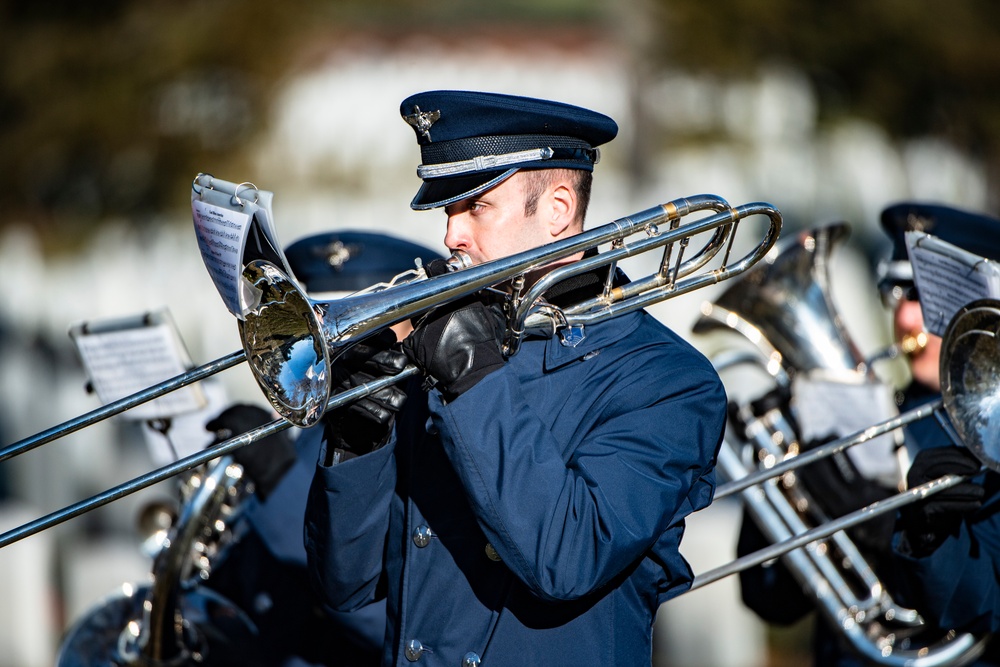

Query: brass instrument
[0,191,780,545]
[57,456,256,666]
[691,223,991,665]
[238,193,782,427]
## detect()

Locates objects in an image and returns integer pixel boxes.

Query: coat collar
[541,309,643,371]
[525,258,641,371]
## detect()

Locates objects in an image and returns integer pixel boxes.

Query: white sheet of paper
[906,230,1000,336]
[192,198,252,318]
[73,322,206,421]
[793,374,901,486]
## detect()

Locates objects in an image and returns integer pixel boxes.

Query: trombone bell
[239,260,332,428]
[940,298,1000,472]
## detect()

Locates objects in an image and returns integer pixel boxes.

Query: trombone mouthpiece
[446,250,473,271]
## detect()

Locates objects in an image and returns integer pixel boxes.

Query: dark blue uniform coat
[305,309,727,666]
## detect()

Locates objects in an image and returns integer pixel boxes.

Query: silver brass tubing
[0,365,420,550]
[691,469,969,591]
[713,398,943,501]
[240,194,783,426]
[0,350,247,463]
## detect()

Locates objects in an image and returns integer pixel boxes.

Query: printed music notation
[191,175,295,319]
[70,311,206,422]
[906,230,1000,337]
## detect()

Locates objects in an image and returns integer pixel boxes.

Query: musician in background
[304,90,728,666]
[878,202,1000,663]
[204,232,443,667]
[735,202,1000,666]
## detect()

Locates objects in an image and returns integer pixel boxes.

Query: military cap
[400,90,618,210]
[284,231,443,293]
[878,201,1000,286]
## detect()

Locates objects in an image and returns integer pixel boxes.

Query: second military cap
[400,90,618,210]
[284,230,443,293]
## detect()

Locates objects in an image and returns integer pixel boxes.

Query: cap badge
[322,240,358,271]
[404,106,441,140]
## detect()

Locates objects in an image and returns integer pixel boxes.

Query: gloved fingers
[337,329,406,375]
[930,482,986,505]
[907,446,982,487]
[333,368,407,424]
[413,293,502,330]
[205,404,296,500]
[424,258,453,278]
[205,404,274,444]
[346,398,402,427]
[344,382,407,416]
[900,481,984,534]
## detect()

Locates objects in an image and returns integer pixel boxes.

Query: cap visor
[410,169,517,210]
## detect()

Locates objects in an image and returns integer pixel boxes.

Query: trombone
[0,192,781,549]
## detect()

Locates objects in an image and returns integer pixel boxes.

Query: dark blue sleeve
[304,436,396,612]
[430,350,726,602]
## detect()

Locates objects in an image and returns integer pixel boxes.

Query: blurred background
[1,0,998,664]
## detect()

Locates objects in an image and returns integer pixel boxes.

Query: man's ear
[548,180,578,238]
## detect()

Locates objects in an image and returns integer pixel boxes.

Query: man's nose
[444,215,469,251]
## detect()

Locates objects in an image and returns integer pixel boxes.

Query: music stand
[69,308,209,462]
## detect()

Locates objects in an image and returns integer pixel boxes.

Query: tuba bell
[693,222,986,665]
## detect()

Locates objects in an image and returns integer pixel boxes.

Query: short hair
[521,169,593,226]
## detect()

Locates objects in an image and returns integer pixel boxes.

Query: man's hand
[323,329,408,464]
[206,404,296,500]
[402,296,506,402]
[899,446,984,556]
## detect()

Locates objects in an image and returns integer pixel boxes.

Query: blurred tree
[0,0,333,250]
[654,0,1000,205]
[0,0,605,249]
[3,0,999,247]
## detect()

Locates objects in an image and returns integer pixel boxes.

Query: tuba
[56,454,258,666]
[693,222,987,666]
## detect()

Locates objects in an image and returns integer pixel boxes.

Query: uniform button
[484,542,502,562]
[463,651,482,667]
[252,591,273,614]
[412,525,433,548]
[404,639,424,661]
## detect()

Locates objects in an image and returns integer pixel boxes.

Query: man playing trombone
[303,90,728,666]
[736,202,1000,666]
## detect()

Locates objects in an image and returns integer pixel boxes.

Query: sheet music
[71,312,206,421]
[906,230,1000,336]
[793,374,902,486]
[192,198,251,317]
[191,175,295,319]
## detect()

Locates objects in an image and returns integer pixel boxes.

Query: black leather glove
[402,296,506,403]
[899,446,984,556]
[206,404,296,500]
[795,434,896,557]
[323,328,408,465]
